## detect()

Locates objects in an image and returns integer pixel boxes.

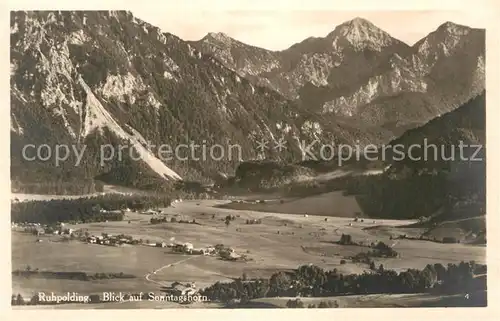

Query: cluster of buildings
[13,218,248,262]
[245,218,262,225]
[12,222,42,232]
[169,242,216,255]
[167,281,198,296]
[11,222,74,236]
[166,242,243,260]
[140,208,162,214]
[83,235,233,257]
[85,233,137,246]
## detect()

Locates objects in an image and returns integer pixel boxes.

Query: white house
[228,252,241,261]
[156,242,167,248]
[183,243,194,253]
[172,284,197,296]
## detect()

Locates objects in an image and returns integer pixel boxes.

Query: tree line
[286,298,339,308]
[12,268,135,281]
[11,194,172,224]
[11,179,104,195]
[200,261,486,304]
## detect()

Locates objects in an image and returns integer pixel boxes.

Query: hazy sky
[131,10,489,50]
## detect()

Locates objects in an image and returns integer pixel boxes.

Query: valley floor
[11,199,486,309]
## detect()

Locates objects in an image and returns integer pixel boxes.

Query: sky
[9,0,494,50]
[131,10,489,50]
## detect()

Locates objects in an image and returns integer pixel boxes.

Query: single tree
[16,294,25,305]
[30,294,40,305]
[318,301,328,308]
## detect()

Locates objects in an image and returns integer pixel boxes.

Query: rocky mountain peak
[339,17,377,30]
[327,17,397,51]
[437,21,471,35]
[415,21,480,57]
[203,32,233,46]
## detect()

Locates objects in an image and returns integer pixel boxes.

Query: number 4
[465,293,470,299]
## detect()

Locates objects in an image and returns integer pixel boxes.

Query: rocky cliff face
[10,11,297,186]
[10,11,486,190]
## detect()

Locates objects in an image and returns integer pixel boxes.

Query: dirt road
[144,255,200,286]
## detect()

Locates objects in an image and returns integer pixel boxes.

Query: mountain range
[10,11,485,191]
[192,18,484,132]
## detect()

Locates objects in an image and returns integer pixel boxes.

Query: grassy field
[218,191,363,217]
[233,292,482,308]
[11,199,486,308]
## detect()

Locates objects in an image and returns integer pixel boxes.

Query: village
[11,211,250,262]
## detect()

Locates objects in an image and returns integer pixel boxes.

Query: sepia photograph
[9,2,490,310]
